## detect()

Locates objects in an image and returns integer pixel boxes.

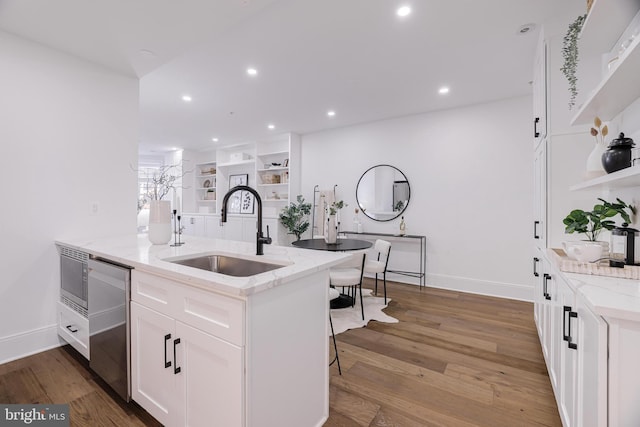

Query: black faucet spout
[221,185,272,255]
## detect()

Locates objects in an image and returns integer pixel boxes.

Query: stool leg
[329,314,341,375]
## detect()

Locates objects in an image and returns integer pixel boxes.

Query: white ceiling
[0,0,582,153]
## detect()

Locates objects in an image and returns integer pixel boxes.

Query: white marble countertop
[56,234,349,298]
[562,272,640,322]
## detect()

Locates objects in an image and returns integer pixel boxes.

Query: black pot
[602,132,634,173]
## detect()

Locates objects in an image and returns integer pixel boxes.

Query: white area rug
[330,288,398,335]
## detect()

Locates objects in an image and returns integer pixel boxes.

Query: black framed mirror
[356,164,410,221]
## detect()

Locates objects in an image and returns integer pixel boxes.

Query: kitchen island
[55,234,349,427]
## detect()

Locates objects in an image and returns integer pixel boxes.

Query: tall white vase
[148,200,172,245]
[325,215,337,244]
[585,141,607,179]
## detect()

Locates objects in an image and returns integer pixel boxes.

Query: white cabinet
[130,266,331,427]
[575,293,607,427]
[533,140,547,250]
[537,264,609,427]
[182,214,206,236]
[130,271,245,427]
[532,30,547,147]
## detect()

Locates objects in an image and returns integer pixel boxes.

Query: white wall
[300,96,534,301]
[0,31,138,363]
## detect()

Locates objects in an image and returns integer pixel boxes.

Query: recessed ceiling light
[212,138,219,142]
[267,124,275,130]
[438,86,450,94]
[247,68,258,76]
[396,6,411,17]
[517,23,536,35]
[182,95,192,102]
[327,110,336,117]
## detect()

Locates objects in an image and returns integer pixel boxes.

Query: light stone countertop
[56,234,350,298]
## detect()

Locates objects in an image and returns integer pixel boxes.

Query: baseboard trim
[367,271,534,302]
[0,324,62,365]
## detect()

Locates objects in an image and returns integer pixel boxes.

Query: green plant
[563,198,635,241]
[561,14,586,110]
[326,200,347,216]
[279,195,312,241]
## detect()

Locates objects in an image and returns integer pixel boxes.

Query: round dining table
[291,238,372,251]
[291,238,372,308]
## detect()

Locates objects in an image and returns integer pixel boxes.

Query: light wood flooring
[0,279,560,426]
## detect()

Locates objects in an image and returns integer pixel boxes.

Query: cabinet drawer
[57,301,90,359]
[132,270,245,346]
[131,270,173,310]
[175,285,244,346]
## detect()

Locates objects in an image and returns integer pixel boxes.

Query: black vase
[601,132,634,174]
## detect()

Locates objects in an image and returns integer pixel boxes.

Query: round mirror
[356,164,410,222]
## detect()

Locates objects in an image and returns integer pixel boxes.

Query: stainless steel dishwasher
[88,258,131,402]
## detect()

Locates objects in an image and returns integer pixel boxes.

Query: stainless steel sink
[168,255,285,277]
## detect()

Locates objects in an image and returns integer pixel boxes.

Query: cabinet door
[533,140,547,250]
[174,321,243,427]
[204,215,223,239]
[558,282,577,427]
[544,262,561,393]
[242,217,258,243]
[131,302,177,426]
[533,249,543,337]
[575,295,607,427]
[221,216,243,241]
[532,31,547,147]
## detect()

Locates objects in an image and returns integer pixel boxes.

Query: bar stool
[329,287,342,375]
[329,252,366,320]
[364,239,391,303]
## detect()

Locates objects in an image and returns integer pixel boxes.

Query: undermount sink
[168,254,286,277]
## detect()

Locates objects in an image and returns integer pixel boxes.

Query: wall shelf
[579,0,640,56]
[217,159,255,168]
[571,34,640,125]
[570,165,640,191]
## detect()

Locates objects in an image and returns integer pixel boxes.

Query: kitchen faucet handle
[264,225,272,244]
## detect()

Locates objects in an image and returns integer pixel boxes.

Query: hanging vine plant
[561,14,586,110]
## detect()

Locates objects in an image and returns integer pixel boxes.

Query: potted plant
[325,200,347,244]
[563,198,635,241]
[138,164,190,244]
[561,14,586,110]
[279,195,312,241]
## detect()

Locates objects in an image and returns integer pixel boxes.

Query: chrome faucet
[221,185,272,255]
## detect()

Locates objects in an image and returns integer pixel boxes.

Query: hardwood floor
[0,279,560,426]
[326,279,561,427]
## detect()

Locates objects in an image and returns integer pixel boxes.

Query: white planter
[325,215,337,244]
[585,141,607,179]
[148,200,172,245]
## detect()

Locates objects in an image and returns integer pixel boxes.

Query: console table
[339,231,427,287]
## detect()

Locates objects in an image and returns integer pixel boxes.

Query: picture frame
[227,174,248,214]
[240,190,255,214]
[283,158,289,167]
[229,173,248,188]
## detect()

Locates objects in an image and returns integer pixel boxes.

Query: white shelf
[197,174,216,178]
[579,0,640,56]
[257,167,288,172]
[217,159,255,167]
[257,150,288,156]
[197,187,215,190]
[570,165,640,191]
[263,198,287,202]
[198,200,216,203]
[572,33,640,125]
[258,183,287,187]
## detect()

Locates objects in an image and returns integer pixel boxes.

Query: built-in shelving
[572,0,640,125]
[578,0,640,56]
[217,159,255,168]
[570,165,640,191]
